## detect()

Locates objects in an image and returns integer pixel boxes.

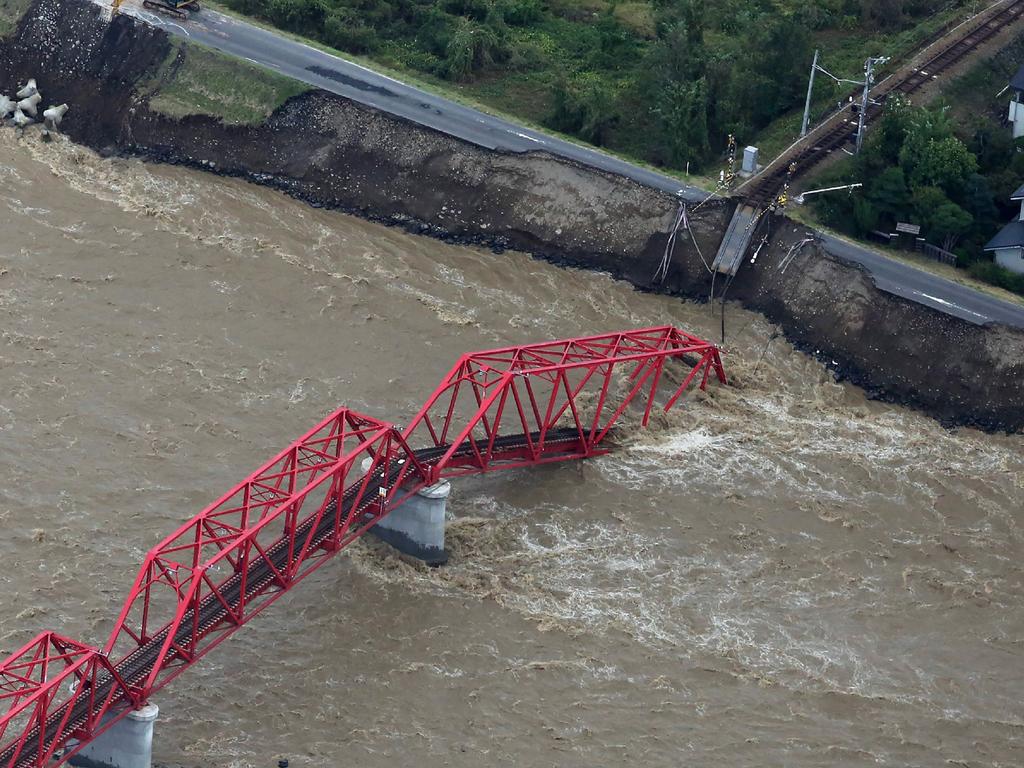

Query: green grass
[146,40,308,124]
[0,0,33,37]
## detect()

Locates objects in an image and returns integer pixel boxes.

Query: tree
[324,9,379,53]
[867,166,910,224]
[653,77,710,167]
[963,173,998,230]
[929,201,973,252]
[636,18,709,166]
[912,186,972,252]
[898,109,977,192]
[860,0,907,28]
[867,96,912,166]
[442,18,507,80]
[548,74,621,146]
[906,135,978,191]
[852,195,879,236]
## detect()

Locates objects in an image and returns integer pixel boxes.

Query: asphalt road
[128,5,709,203]
[126,5,1024,329]
[819,233,1024,327]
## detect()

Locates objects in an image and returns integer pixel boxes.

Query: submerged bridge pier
[0,326,726,768]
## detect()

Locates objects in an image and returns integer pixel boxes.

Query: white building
[1008,65,1024,138]
[984,183,1024,274]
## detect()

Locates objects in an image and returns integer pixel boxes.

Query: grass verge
[145,39,308,124]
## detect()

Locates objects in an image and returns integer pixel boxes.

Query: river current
[0,128,1022,767]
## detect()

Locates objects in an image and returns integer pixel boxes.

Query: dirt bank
[731,221,1024,430]
[2,0,1022,431]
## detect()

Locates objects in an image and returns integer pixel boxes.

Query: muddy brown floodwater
[0,127,1022,767]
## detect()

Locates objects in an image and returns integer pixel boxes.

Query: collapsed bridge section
[0,325,725,768]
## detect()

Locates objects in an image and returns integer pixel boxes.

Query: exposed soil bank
[2,0,1022,431]
[730,221,1024,431]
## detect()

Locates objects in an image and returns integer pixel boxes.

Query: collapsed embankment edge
[2,0,1022,432]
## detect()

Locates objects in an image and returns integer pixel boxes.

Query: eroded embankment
[2,0,1022,431]
[730,222,1024,430]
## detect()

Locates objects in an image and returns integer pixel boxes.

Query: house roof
[984,219,1024,250]
[1011,182,1024,200]
[1011,64,1024,92]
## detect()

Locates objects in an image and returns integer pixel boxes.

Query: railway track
[0,429,582,768]
[740,0,1024,207]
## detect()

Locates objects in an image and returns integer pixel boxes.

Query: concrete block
[359,457,451,564]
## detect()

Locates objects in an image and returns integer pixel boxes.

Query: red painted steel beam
[0,326,725,768]
[403,325,726,481]
[0,633,140,768]
[104,408,430,696]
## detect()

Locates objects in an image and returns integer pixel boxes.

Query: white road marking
[910,290,988,320]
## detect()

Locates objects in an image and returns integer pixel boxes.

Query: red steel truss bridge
[0,326,726,768]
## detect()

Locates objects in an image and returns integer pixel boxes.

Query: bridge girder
[0,325,725,768]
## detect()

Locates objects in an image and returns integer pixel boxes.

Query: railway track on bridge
[0,326,728,768]
[0,431,575,768]
[740,0,1024,208]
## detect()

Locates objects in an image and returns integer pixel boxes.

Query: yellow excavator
[111,0,201,20]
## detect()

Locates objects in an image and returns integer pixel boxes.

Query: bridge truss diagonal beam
[0,633,139,768]
[105,407,431,696]
[0,325,726,768]
[403,325,727,481]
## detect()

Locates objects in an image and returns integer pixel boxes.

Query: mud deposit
[1,128,1023,767]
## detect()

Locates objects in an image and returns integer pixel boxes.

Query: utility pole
[801,49,820,138]
[797,51,870,141]
[855,56,888,154]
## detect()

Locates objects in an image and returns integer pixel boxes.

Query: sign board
[895,222,921,235]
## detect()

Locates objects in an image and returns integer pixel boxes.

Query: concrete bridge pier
[361,458,450,565]
[70,703,159,768]
[371,479,451,566]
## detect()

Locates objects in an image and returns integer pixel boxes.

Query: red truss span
[0,326,725,768]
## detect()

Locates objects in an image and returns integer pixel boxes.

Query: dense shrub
[813,96,1024,298]
[968,261,1024,295]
